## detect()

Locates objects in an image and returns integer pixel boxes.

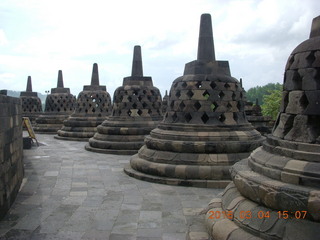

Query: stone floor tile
[0,134,223,239]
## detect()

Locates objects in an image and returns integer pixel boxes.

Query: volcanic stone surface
[85,46,162,155]
[162,90,169,114]
[245,99,272,135]
[205,15,320,240]
[20,76,42,123]
[34,70,76,133]
[55,63,112,141]
[124,14,264,188]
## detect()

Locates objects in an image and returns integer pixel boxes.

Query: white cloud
[0,29,8,46]
[0,0,319,97]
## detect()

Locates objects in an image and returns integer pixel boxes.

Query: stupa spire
[197,13,215,62]
[91,63,100,86]
[57,70,64,88]
[310,15,320,38]
[131,45,143,77]
[26,76,32,92]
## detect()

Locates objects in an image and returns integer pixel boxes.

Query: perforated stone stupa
[205,15,320,239]
[20,76,42,123]
[34,70,76,133]
[161,90,169,114]
[245,99,272,135]
[124,14,264,188]
[55,63,112,141]
[85,46,162,155]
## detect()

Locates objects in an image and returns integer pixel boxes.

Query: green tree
[261,89,282,120]
[246,83,282,105]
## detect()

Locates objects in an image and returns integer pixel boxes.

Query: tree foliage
[246,83,282,105]
[261,89,282,120]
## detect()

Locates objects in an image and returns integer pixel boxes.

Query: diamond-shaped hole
[306,51,316,66]
[185,113,192,123]
[172,112,178,121]
[148,109,152,114]
[179,101,186,111]
[170,101,174,108]
[127,110,132,116]
[210,82,216,89]
[132,103,137,109]
[175,91,181,98]
[137,109,143,115]
[182,82,187,88]
[233,112,238,122]
[219,114,226,122]
[227,102,232,110]
[194,101,201,111]
[128,96,132,101]
[219,91,225,99]
[186,90,194,98]
[300,93,309,109]
[202,90,210,99]
[201,113,209,123]
[211,102,218,111]
[237,102,243,111]
[224,83,230,89]
[142,102,148,108]
[195,81,202,88]
[232,92,237,100]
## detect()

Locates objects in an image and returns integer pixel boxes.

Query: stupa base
[54,134,91,142]
[85,144,138,155]
[124,164,230,188]
[205,183,320,240]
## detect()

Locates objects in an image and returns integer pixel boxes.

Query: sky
[0,0,319,99]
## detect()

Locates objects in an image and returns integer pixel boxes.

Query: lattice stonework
[165,76,246,125]
[75,92,112,117]
[45,94,76,113]
[273,38,320,143]
[22,97,42,113]
[112,87,162,117]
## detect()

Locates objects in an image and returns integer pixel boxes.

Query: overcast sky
[0,0,319,98]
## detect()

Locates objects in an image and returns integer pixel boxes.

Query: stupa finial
[131,45,143,77]
[26,76,32,92]
[57,70,64,88]
[310,15,320,38]
[91,63,100,86]
[197,13,215,62]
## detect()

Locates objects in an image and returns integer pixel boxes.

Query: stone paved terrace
[0,133,222,240]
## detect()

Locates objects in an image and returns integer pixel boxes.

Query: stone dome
[125,14,264,188]
[85,46,163,155]
[205,15,320,240]
[56,63,112,141]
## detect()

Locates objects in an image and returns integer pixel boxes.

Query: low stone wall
[0,93,24,219]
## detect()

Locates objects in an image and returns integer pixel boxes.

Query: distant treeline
[246,83,282,105]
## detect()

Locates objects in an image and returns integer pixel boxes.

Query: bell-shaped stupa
[20,76,42,123]
[205,15,320,239]
[161,90,169,114]
[85,46,163,154]
[55,63,112,141]
[124,14,264,188]
[34,70,76,133]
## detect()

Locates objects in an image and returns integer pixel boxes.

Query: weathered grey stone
[19,76,42,123]
[34,70,76,134]
[85,46,162,155]
[55,63,112,141]
[124,14,263,188]
[0,95,23,220]
[205,14,320,240]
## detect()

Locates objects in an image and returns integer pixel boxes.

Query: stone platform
[0,133,220,240]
